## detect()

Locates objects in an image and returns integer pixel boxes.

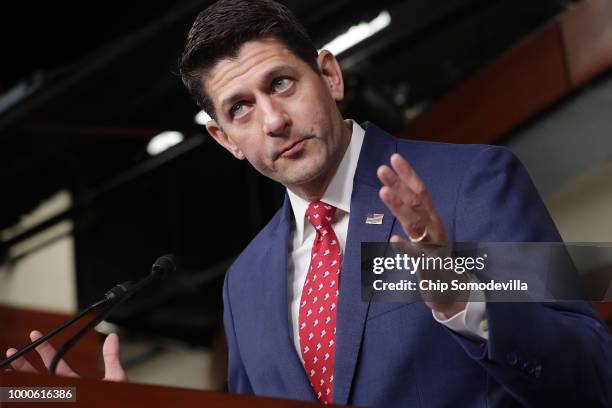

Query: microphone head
[152,254,176,279]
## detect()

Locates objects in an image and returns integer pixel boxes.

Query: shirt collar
[287,119,365,244]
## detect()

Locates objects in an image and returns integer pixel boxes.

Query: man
[6,1,611,406]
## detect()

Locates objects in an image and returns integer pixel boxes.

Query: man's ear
[317,50,345,102]
[205,120,245,160]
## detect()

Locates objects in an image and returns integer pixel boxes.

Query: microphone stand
[48,302,117,374]
[0,298,109,369]
[0,281,133,370]
[47,279,141,374]
[0,254,175,372]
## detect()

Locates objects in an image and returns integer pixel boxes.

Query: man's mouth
[278,138,308,158]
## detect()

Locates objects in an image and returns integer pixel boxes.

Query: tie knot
[306,201,336,228]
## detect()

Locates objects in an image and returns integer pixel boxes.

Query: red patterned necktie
[299,200,341,404]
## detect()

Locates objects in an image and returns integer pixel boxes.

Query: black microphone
[0,255,176,371]
[47,255,176,374]
[105,254,176,304]
[152,254,176,278]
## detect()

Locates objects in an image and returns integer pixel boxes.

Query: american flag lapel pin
[365,213,384,225]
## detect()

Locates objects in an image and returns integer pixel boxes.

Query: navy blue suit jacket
[223,122,611,407]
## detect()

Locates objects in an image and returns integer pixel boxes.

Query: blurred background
[1,0,611,391]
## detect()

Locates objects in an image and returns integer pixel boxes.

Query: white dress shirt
[286,120,487,362]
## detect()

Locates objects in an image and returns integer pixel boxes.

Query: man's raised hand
[377,153,468,318]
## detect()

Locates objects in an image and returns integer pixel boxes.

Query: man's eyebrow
[220,91,249,114]
[260,65,296,85]
[219,65,298,113]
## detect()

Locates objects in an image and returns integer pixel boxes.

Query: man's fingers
[380,186,428,237]
[102,333,127,382]
[390,153,425,194]
[378,163,426,210]
[390,234,405,244]
[379,185,425,233]
[391,153,437,209]
[377,164,401,189]
[379,185,404,210]
[379,155,447,243]
[5,348,37,373]
[379,185,411,220]
[29,331,77,377]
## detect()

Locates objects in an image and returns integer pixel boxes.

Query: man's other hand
[377,153,468,319]
[4,330,127,382]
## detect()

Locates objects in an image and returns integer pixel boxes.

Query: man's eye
[272,78,291,92]
[230,103,246,117]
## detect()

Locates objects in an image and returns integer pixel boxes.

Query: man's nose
[261,99,290,137]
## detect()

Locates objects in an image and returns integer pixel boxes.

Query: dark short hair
[179,0,319,120]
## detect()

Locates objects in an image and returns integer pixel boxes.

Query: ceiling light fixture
[320,10,391,56]
[146,131,184,156]
[194,110,212,125]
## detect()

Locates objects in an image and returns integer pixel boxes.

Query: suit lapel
[264,196,317,401]
[333,123,398,404]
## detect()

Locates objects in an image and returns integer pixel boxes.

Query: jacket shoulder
[397,137,514,164]
[363,121,515,171]
[393,137,519,188]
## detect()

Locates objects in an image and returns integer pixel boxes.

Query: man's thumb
[102,333,127,382]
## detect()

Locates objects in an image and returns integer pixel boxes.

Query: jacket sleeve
[450,146,612,406]
[223,269,255,395]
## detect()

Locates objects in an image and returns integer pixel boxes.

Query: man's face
[204,38,349,194]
